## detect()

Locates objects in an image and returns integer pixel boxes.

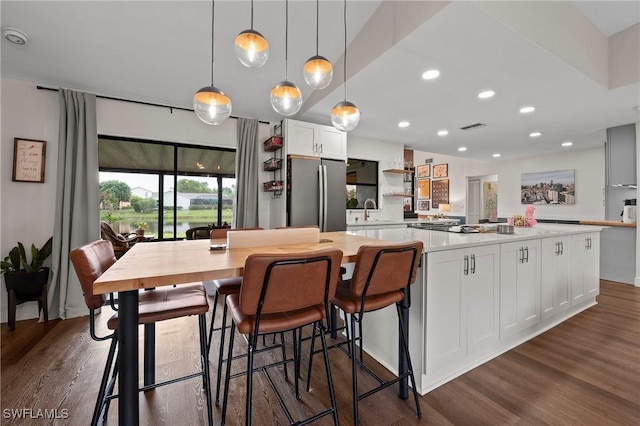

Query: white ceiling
[2,1,639,161]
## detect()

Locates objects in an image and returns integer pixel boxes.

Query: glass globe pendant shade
[331,100,360,131]
[193,86,232,125]
[235,29,269,68]
[270,81,303,116]
[303,55,333,90]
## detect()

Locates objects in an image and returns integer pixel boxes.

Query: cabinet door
[571,233,600,306]
[426,249,466,372]
[285,120,317,157]
[500,240,541,338]
[541,237,571,320]
[467,244,500,354]
[317,127,346,160]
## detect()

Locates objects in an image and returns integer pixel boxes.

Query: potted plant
[134,221,148,236]
[1,237,53,330]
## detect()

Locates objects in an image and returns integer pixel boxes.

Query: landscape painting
[521,169,575,205]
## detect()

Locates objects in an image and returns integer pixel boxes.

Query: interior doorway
[466,174,498,224]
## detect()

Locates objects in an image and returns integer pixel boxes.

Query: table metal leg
[118,290,139,425]
[144,324,155,387]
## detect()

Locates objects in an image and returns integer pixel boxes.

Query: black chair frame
[220,255,339,426]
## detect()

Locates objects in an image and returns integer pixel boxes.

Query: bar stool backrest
[69,240,116,309]
[226,227,319,249]
[350,241,423,298]
[239,249,343,317]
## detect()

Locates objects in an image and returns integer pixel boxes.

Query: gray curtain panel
[48,89,99,319]
[234,118,259,228]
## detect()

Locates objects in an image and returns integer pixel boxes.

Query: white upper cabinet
[284,119,347,160]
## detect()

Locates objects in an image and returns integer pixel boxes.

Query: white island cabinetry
[500,240,541,339]
[348,225,604,395]
[540,235,572,320]
[571,232,600,306]
[426,245,500,376]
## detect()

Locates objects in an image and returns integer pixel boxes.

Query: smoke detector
[2,27,28,45]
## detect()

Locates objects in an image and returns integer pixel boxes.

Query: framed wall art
[433,163,448,178]
[12,138,46,183]
[521,169,575,205]
[417,200,430,211]
[417,179,430,199]
[416,164,430,178]
[431,179,449,209]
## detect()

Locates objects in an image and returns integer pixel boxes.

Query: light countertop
[346,218,459,227]
[348,223,606,253]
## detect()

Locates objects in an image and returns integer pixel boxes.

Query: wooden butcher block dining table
[93,231,387,425]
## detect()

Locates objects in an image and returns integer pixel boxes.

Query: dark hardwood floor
[2,280,638,425]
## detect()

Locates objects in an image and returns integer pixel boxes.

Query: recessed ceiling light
[478,90,495,99]
[529,132,541,137]
[458,147,467,152]
[562,141,573,147]
[492,153,501,158]
[437,129,448,136]
[398,121,410,128]
[519,106,535,113]
[422,69,440,80]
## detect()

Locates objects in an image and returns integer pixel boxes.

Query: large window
[98,136,235,240]
[346,158,378,209]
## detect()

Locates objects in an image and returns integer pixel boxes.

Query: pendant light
[270,0,303,116]
[193,0,232,125]
[331,0,359,132]
[303,0,333,90]
[235,0,269,68]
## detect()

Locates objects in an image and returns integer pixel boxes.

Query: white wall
[413,150,493,217]
[494,146,605,220]
[347,135,406,222]
[1,78,274,323]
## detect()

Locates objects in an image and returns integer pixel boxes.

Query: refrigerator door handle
[318,165,325,231]
[321,165,328,232]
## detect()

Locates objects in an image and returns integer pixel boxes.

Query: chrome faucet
[363,198,377,221]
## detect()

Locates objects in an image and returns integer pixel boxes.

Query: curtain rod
[36,85,270,124]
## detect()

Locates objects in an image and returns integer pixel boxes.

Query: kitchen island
[347,224,604,394]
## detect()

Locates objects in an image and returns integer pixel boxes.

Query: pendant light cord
[210,0,215,86]
[285,0,289,80]
[250,0,254,30]
[315,0,319,55]
[343,0,347,100]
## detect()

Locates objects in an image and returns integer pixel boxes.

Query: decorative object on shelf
[524,205,537,226]
[433,163,448,178]
[416,164,430,178]
[12,138,46,183]
[193,0,232,125]
[521,169,575,205]
[417,200,430,211]
[1,237,53,331]
[417,179,430,199]
[270,0,303,116]
[438,203,451,218]
[263,180,283,192]
[431,178,449,209]
[234,0,269,68]
[303,0,333,90]
[263,135,283,151]
[331,0,360,132]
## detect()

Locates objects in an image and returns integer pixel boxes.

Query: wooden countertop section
[580,220,636,228]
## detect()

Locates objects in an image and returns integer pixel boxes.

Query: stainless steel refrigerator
[287,156,346,231]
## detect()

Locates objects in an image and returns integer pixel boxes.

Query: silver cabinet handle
[471,254,476,274]
[464,255,469,275]
[524,246,529,263]
[555,241,559,256]
[559,240,563,255]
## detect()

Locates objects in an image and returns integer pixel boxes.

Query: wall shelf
[382,168,413,174]
[383,193,414,197]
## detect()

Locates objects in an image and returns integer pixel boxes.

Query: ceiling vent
[459,123,486,131]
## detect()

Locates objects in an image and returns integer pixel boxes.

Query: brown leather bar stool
[220,249,343,426]
[69,240,213,426]
[307,241,423,425]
